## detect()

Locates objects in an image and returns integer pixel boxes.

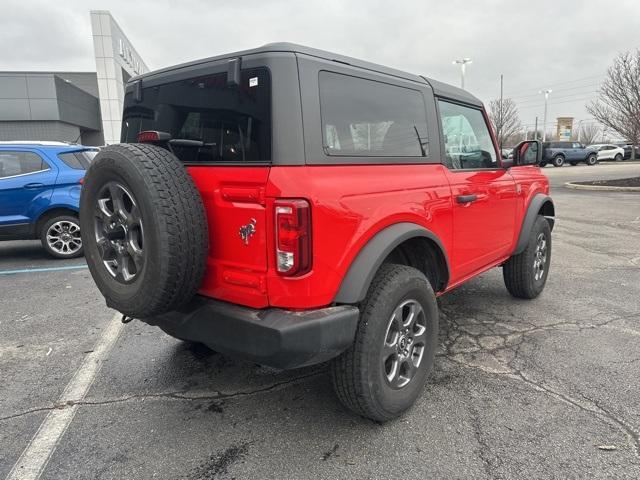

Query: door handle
[456,194,478,204]
[23,183,45,189]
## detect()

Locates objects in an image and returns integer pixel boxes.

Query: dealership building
[0,11,149,146]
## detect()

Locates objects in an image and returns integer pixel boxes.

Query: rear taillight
[275,199,312,276]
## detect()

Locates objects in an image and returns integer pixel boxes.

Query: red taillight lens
[275,199,311,276]
[137,130,172,143]
[137,130,160,142]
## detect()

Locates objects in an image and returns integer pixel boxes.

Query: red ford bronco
[80,43,554,421]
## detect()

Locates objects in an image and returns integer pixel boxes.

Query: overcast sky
[3,0,639,138]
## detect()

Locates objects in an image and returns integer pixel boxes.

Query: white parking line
[7,312,124,480]
[0,265,87,275]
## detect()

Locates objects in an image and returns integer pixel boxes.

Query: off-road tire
[586,154,598,166]
[539,161,547,167]
[552,155,565,167]
[79,144,208,318]
[503,215,551,299]
[331,264,438,422]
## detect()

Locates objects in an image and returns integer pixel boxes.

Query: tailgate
[188,165,270,308]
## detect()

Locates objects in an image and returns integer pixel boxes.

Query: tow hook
[121,314,135,324]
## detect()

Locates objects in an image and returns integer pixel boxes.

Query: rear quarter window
[319,71,428,158]
[57,150,98,170]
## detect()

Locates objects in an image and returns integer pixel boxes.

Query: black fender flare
[513,194,555,255]
[334,222,450,304]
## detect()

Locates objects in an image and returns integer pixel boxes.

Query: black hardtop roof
[132,42,482,107]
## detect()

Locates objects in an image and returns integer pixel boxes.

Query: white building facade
[90,11,149,145]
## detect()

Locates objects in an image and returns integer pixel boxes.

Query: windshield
[121,67,271,163]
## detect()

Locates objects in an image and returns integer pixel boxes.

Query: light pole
[452,58,472,89]
[539,89,552,141]
[576,119,584,142]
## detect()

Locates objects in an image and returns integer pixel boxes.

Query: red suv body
[82,43,554,421]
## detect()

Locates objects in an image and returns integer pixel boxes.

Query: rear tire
[40,215,84,259]
[552,155,565,167]
[331,264,438,422]
[569,161,577,166]
[586,154,598,166]
[503,215,551,299]
[79,144,208,319]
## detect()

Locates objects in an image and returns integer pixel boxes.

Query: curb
[564,182,640,192]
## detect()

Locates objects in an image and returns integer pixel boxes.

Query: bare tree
[587,50,640,159]
[489,98,521,149]
[577,123,600,145]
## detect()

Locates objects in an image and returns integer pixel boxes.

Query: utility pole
[539,89,552,141]
[534,117,539,140]
[452,58,472,89]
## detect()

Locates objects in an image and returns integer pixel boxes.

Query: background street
[1,163,639,479]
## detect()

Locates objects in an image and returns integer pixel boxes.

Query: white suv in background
[589,144,625,162]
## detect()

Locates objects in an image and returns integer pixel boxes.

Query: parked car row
[0,141,98,258]
[501,141,638,166]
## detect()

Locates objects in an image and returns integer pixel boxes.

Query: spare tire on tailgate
[79,143,208,318]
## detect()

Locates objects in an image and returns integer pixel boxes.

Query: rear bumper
[142,296,360,369]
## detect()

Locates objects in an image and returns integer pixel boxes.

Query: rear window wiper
[168,139,204,148]
[413,125,428,157]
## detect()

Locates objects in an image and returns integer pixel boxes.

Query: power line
[509,83,601,101]
[503,74,605,99]
[515,90,600,106]
[517,96,597,110]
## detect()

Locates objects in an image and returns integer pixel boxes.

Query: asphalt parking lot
[1,162,639,479]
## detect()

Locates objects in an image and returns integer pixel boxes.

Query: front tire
[503,215,551,299]
[615,153,623,162]
[552,155,565,167]
[331,264,438,422]
[40,215,83,259]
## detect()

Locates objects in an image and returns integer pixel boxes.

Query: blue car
[0,142,98,258]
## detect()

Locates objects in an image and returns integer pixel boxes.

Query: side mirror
[513,140,542,166]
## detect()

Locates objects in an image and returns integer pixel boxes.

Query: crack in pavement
[0,370,321,423]
[467,397,499,479]
[437,307,640,458]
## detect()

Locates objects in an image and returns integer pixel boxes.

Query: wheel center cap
[106,222,127,242]
[399,335,408,351]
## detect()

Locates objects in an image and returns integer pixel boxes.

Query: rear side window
[0,151,48,178]
[57,150,98,170]
[122,67,271,163]
[319,71,428,158]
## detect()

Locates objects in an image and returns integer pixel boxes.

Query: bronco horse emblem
[239,218,257,245]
